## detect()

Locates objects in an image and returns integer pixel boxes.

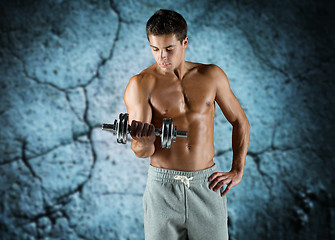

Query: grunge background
[1,0,334,239]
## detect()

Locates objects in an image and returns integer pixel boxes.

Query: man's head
[146,9,188,72]
[146,9,187,44]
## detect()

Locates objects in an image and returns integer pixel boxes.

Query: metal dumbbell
[102,113,188,148]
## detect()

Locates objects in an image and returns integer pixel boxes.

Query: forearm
[131,140,155,158]
[231,120,250,174]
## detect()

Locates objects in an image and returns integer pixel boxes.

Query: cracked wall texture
[0,0,334,239]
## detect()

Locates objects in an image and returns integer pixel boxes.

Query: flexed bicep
[124,74,153,124]
[124,74,156,158]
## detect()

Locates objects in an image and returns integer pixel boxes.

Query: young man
[124,9,250,240]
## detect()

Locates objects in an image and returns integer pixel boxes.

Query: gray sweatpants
[143,164,228,240]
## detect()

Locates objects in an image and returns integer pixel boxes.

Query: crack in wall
[246,122,306,197]
[40,87,98,213]
[248,152,272,194]
[64,91,86,124]
[17,206,86,240]
[20,139,41,181]
[1,156,21,166]
[109,0,137,25]
[2,134,84,166]
[4,2,124,94]
[236,24,293,80]
[43,3,126,206]
[65,86,99,200]
[233,2,298,82]
[2,7,122,166]
[1,6,124,231]
[5,16,121,94]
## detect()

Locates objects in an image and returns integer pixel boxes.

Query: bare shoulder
[188,62,226,78]
[198,63,227,78]
[124,68,155,123]
[189,63,229,91]
[126,67,155,92]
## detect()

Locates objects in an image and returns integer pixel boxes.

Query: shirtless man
[124,9,250,240]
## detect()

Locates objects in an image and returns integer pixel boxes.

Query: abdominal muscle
[150,111,216,172]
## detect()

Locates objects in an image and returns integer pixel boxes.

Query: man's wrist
[231,167,244,176]
[132,141,155,158]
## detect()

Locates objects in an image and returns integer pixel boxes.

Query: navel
[206,101,211,107]
[163,109,168,115]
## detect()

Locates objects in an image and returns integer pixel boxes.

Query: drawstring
[174,175,194,188]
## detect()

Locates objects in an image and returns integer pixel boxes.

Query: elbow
[246,119,251,131]
[244,119,251,138]
[233,117,250,132]
[233,117,250,127]
[244,119,251,134]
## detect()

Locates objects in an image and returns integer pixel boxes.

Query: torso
[140,62,217,171]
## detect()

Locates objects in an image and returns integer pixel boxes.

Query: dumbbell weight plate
[162,118,170,148]
[161,119,166,148]
[171,125,177,143]
[113,119,118,135]
[166,118,173,149]
[123,113,129,144]
[117,113,122,143]
[117,113,128,144]
[161,118,173,149]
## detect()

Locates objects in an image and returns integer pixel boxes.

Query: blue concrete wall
[0,0,334,239]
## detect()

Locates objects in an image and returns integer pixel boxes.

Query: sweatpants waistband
[147,164,218,184]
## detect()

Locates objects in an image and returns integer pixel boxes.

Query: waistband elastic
[147,164,218,184]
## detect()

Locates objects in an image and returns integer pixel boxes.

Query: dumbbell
[102,113,188,148]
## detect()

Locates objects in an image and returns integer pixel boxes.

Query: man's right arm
[124,74,156,158]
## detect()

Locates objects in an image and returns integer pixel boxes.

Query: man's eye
[166,49,172,52]
[153,49,158,51]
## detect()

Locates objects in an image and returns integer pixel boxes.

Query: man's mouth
[160,63,170,67]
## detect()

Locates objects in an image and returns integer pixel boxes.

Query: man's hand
[130,120,156,146]
[208,170,243,197]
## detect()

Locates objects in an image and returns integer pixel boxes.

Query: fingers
[209,172,228,190]
[142,123,149,137]
[208,172,221,181]
[130,120,155,139]
[130,120,139,137]
[208,171,229,181]
[148,124,155,137]
[221,182,233,197]
[210,177,230,191]
[209,172,235,196]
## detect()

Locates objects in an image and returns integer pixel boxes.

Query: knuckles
[130,120,155,142]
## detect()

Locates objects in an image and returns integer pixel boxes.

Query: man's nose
[160,50,167,59]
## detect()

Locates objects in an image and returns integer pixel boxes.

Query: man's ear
[183,36,189,48]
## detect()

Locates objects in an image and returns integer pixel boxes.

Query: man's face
[148,34,188,72]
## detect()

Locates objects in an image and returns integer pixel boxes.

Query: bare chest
[150,75,216,118]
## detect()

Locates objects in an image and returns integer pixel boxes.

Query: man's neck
[173,60,187,80]
[156,60,188,80]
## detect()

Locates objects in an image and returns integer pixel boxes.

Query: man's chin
[159,67,173,72]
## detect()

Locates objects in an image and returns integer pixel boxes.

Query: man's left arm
[208,65,251,197]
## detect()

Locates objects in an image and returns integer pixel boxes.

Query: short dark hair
[146,9,187,44]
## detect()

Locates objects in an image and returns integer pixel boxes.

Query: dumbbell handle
[155,128,187,138]
[101,124,187,138]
